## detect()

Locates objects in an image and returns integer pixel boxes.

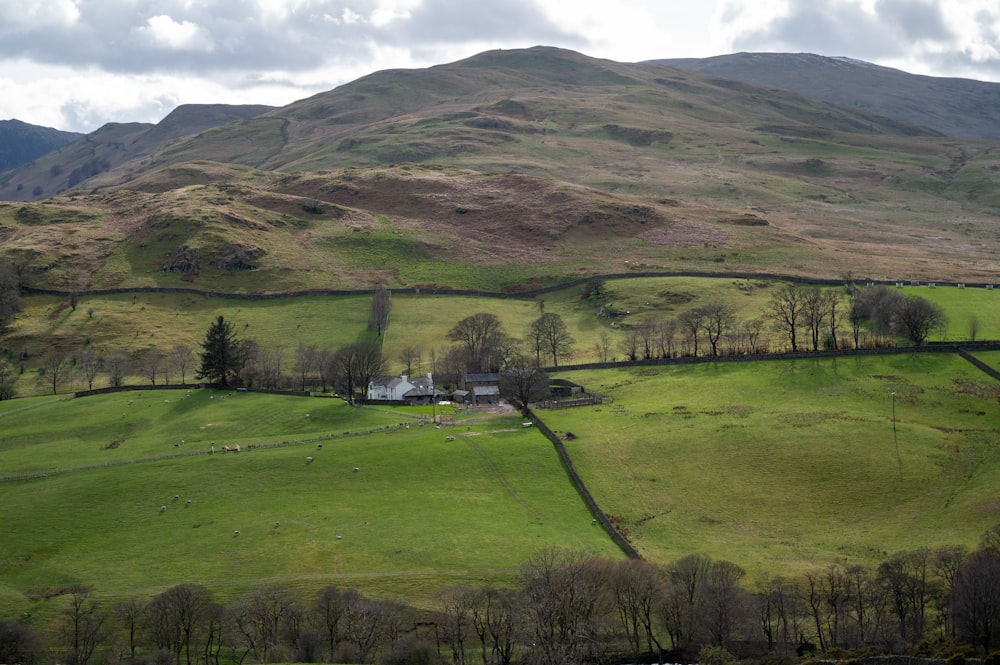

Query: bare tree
[610,559,666,659]
[139,348,163,385]
[39,351,73,395]
[500,362,550,415]
[678,308,706,357]
[0,358,17,400]
[448,313,507,373]
[294,343,318,391]
[106,351,128,388]
[341,593,398,664]
[115,597,146,665]
[699,302,736,357]
[470,587,521,665]
[768,283,805,352]
[316,348,336,393]
[527,313,574,367]
[333,341,386,404]
[60,590,108,665]
[952,548,1000,654]
[439,586,479,665]
[802,287,826,352]
[146,583,215,665]
[0,618,41,665]
[78,348,101,391]
[231,585,300,664]
[398,345,422,376]
[368,286,392,337]
[893,295,947,346]
[0,264,23,329]
[314,586,351,662]
[595,331,612,363]
[169,344,194,384]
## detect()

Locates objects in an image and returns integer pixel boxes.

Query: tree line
[7,530,1000,665]
[0,280,954,402]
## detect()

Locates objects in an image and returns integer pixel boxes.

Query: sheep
[174,495,180,501]
[445,436,455,442]
[336,535,343,540]
[234,444,241,452]
[233,530,240,536]
[306,456,314,463]
[160,505,166,512]
[186,500,192,505]
[317,444,323,449]
[275,521,280,527]
[353,466,359,472]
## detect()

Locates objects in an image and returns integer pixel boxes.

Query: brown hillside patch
[640,218,733,247]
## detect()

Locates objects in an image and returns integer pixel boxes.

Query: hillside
[654,52,1000,140]
[0,104,273,202]
[0,119,81,173]
[1,47,1000,294]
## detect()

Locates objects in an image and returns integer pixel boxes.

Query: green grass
[544,352,1000,578]
[0,391,622,617]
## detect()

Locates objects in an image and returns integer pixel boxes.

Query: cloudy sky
[2,0,999,133]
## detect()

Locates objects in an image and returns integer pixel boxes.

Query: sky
[2,0,999,134]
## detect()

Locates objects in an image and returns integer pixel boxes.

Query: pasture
[8,276,998,398]
[544,351,1000,578]
[0,390,622,618]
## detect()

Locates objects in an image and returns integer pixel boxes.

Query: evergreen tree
[197,316,241,386]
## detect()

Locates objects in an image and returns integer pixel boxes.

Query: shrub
[698,645,738,665]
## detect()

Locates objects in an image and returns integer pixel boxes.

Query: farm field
[6,276,999,397]
[544,351,1000,578]
[0,390,623,619]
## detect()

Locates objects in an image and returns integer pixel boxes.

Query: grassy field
[544,351,1000,579]
[4,277,999,397]
[0,390,623,619]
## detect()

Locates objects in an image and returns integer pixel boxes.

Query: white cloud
[136,15,215,52]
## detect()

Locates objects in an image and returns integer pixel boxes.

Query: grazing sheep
[306,456,314,463]
[160,505,166,512]
[317,444,322,449]
[174,495,180,501]
[445,436,455,442]
[186,500,192,505]
[275,521,280,527]
[234,444,241,452]
[353,466,359,472]
[336,535,342,540]
[234,530,240,536]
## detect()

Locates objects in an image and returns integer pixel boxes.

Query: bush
[946,652,967,665]
[698,645,738,665]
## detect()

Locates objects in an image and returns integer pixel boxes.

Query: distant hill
[1,46,999,294]
[652,52,1000,140]
[0,104,273,201]
[0,119,81,172]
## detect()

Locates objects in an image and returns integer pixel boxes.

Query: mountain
[0,104,274,201]
[0,119,81,172]
[1,46,999,293]
[652,52,1000,140]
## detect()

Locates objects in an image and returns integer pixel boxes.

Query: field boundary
[527,408,641,560]
[23,270,1000,300]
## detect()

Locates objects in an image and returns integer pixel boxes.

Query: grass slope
[0,390,622,618]
[544,352,1000,577]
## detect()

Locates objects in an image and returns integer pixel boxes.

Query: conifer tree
[197,315,241,386]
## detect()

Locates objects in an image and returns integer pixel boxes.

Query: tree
[595,331,612,363]
[0,264,23,330]
[0,618,41,665]
[169,344,194,384]
[500,362,550,415]
[78,348,101,391]
[0,359,16,400]
[528,313,574,367]
[314,586,351,662]
[116,597,146,665]
[106,351,128,388]
[139,348,163,385]
[768,284,805,352]
[294,343,317,391]
[398,345,422,376]
[609,559,666,660]
[333,341,385,404]
[952,548,1000,654]
[447,313,507,373]
[699,302,735,357]
[197,316,243,386]
[147,583,215,665]
[39,351,72,395]
[678,308,706,357]
[231,585,300,664]
[368,286,391,336]
[470,587,520,665]
[893,295,947,346]
[60,590,108,665]
[581,276,606,300]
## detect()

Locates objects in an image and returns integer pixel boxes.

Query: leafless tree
[294,343,318,391]
[699,302,736,357]
[333,341,386,404]
[0,358,17,400]
[439,586,479,665]
[678,308,705,357]
[618,327,641,361]
[702,559,749,647]
[500,362,550,415]
[398,345,422,375]
[314,586,351,662]
[470,587,522,665]
[341,593,398,664]
[767,283,806,352]
[951,548,1000,654]
[0,264,23,329]
[520,548,610,665]
[368,286,392,337]
[106,351,128,388]
[893,295,947,346]
[802,287,826,351]
[448,313,507,373]
[316,348,336,393]
[146,583,215,665]
[655,319,678,359]
[660,553,712,650]
[756,576,807,654]
[169,344,193,384]
[60,590,108,665]
[595,331,612,363]
[0,618,41,665]
[139,348,163,385]
[77,347,101,390]
[231,585,300,664]
[527,313,574,367]
[39,351,73,395]
[878,549,933,650]
[115,597,146,665]
[609,559,666,659]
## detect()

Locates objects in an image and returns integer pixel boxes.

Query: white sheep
[234,530,240,536]
[353,466,359,472]
[160,505,166,512]
[306,456,314,463]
